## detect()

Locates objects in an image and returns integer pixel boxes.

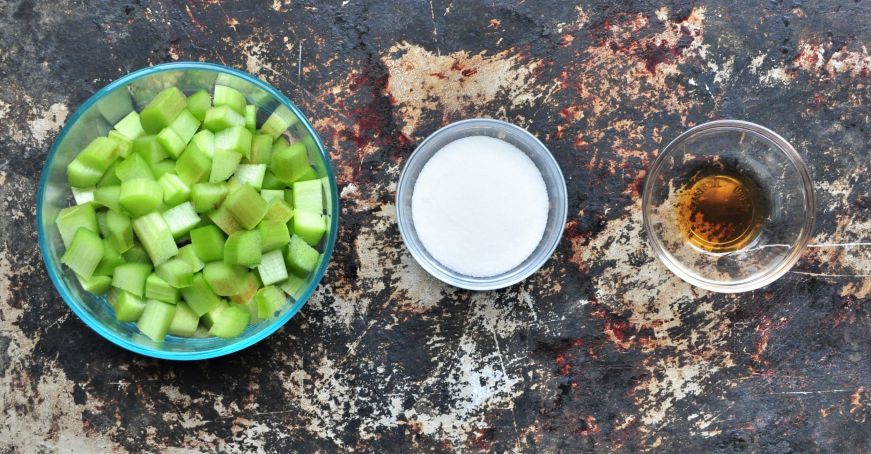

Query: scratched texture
[0,0,870,452]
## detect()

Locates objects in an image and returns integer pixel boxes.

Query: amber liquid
[677,170,765,253]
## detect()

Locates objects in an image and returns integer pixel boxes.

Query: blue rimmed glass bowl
[36,62,339,360]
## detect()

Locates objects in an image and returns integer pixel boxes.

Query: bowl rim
[641,119,816,293]
[395,118,568,290]
[36,61,339,360]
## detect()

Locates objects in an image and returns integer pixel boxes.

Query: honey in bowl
[677,169,767,253]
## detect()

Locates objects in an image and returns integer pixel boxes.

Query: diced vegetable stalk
[159,173,191,206]
[71,186,94,205]
[258,219,290,252]
[137,299,177,341]
[190,225,226,262]
[207,204,243,235]
[104,209,134,253]
[113,111,145,141]
[279,273,307,297]
[109,289,147,322]
[161,201,200,239]
[132,212,179,265]
[123,242,151,264]
[201,300,229,328]
[56,203,98,247]
[156,258,193,289]
[78,274,112,294]
[139,87,187,134]
[188,130,215,158]
[255,285,286,319]
[258,249,288,286]
[293,179,324,214]
[260,105,298,139]
[245,105,256,131]
[213,85,246,114]
[224,230,262,267]
[233,164,266,189]
[215,126,252,158]
[111,262,152,297]
[98,162,122,186]
[186,90,211,122]
[285,235,320,276]
[203,261,246,296]
[177,244,204,272]
[115,152,155,182]
[120,178,163,217]
[68,137,120,187]
[203,106,245,132]
[270,140,309,184]
[145,273,179,303]
[175,146,212,186]
[209,148,242,183]
[61,228,104,280]
[93,240,125,276]
[261,170,284,190]
[293,211,326,246]
[181,273,222,316]
[191,182,228,213]
[263,198,294,224]
[259,189,284,203]
[209,305,250,338]
[223,183,268,230]
[169,109,200,144]
[93,186,121,212]
[134,135,167,164]
[149,159,177,178]
[230,272,260,305]
[168,302,199,337]
[107,131,132,158]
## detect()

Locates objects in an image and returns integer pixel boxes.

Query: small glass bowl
[396,118,568,290]
[642,120,815,292]
[36,62,339,360]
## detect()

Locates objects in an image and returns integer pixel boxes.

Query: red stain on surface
[429,71,447,80]
[461,68,478,77]
[576,416,601,437]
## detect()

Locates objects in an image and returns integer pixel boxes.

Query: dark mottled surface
[1,0,870,452]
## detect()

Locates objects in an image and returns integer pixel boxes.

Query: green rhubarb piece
[285,235,319,277]
[200,299,229,328]
[77,274,112,294]
[134,135,166,165]
[168,302,199,337]
[132,212,179,265]
[71,187,94,205]
[157,127,186,159]
[188,129,215,158]
[137,299,177,341]
[177,244,204,272]
[247,134,273,165]
[260,189,284,203]
[105,209,134,253]
[229,271,260,305]
[98,162,121,186]
[224,230,261,267]
[208,305,250,339]
[207,204,243,235]
[68,137,120,187]
[264,198,294,224]
[209,148,242,183]
[186,90,211,122]
[258,219,290,252]
[159,173,191,206]
[294,211,326,246]
[260,105,298,139]
[191,182,228,213]
[96,210,109,238]
[175,145,212,186]
[203,261,246,296]
[67,161,105,189]
[93,240,125,276]
[293,179,323,214]
[113,111,145,141]
[261,170,284,190]
[111,262,152,297]
[97,89,134,124]
[295,167,318,182]
[110,289,147,322]
[270,139,309,184]
[107,131,132,158]
[145,273,179,304]
[258,249,288,286]
[245,105,256,131]
[255,285,286,318]
[156,258,193,289]
[181,273,222,316]
[161,201,200,239]
[279,273,307,297]
[169,109,200,144]
[213,85,247,114]
[189,225,226,262]
[123,242,151,264]
[215,126,252,157]
[140,87,187,134]
[56,203,98,247]
[93,185,121,211]
[61,228,104,280]
[115,153,155,182]
[224,183,268,230]
[242,298,260,323]
[149,159,177,178]
[120,178,163,217]
[233,164,265,189]
[203,105,245,132]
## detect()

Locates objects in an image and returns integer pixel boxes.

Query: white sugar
[411,135,549,277]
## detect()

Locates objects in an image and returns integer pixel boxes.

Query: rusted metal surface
[1,0,870,451]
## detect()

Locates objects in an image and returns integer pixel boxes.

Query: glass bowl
[36,62,339,360]
[396,118,568,290]
[642,120,815,292]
